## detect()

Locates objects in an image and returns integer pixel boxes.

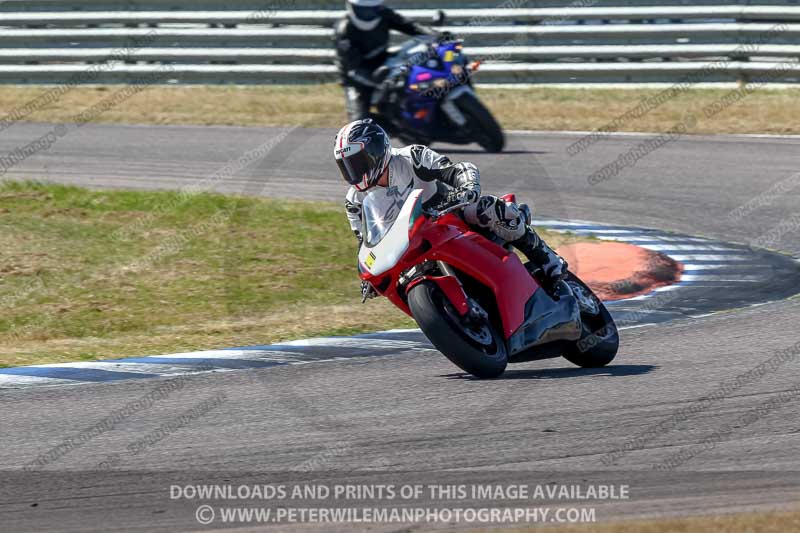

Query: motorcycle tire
[453,91,505,153]
[561,272,620,368]
[408,281,507,379]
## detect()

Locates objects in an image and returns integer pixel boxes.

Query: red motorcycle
[358,189,619,378]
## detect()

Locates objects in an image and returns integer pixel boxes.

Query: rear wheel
[453,91,505,153]
[408,281,507,378]
[561,273,619,368]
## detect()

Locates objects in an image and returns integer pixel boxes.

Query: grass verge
[0,181,582,367]
[2,84,800,134]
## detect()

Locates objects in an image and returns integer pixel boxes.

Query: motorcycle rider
[334,0,435,121]
[334,119,568,300]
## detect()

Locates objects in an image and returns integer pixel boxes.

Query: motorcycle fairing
[358,189,422,276]
[424,232,539,339]
[358,189,581,354]
[402,64,442,128]
[407,275,470,316]
[387,39,470,135]
[507,283,583,356]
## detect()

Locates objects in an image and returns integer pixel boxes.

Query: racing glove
[456,186,480,205]
[436,31,456,43]
[361,280,378,303]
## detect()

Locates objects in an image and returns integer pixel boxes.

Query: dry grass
[483,86,800,135]
[0,85,345,128]
[0,181,580,367]
[0,299,415,368]
[490,508,800,533]
[2,84,800,134]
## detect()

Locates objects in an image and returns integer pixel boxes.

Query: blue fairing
[396,40,469,135]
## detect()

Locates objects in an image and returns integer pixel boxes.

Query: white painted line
[506,127,800,139]
[282,337,426,349]
[618,323,658,330]
[542,228,639,235]
[238,351,317,363]
[650,285,683,293]
[138,349,303,360]
[614,294,655,302]
[571,229,642,235]
[490,83,800,92]
[534,219,593,227]
[635,244,741,252]
[596,235,713,243]
[681,274,763,281]
[681,263,770,270]
[34,361,201,374]
[668,254,753,261]
[138,349,265,359]
[0,375,74,387]
[680,264,726,270]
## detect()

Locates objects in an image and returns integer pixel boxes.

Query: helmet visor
[336,147,379,190]
[351,5,382,22]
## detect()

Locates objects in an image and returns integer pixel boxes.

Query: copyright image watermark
[0,65,174,178]
[192,505,597,525]
[728,172,800,222]
[171,481,628,525]
[24,374,189,470]
[169,482,630,501]
[0,31,159,133]
[566,22,790,156]
[0,125,67,176]
[603,339,800,466]
[586,114,696,186]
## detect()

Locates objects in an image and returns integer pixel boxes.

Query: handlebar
[424,200,470,221]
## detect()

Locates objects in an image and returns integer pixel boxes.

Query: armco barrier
[2,7,800,26]
[0,2,798,85]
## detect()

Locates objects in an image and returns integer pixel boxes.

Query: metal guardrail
[0,2,798,85]
[3,7,800,26]
[2,24,799,47]
[3,1,800,11]
[2,61,798,85]
[3,44,798,64]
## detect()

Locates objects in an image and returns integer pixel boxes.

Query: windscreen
[362,193,406,248]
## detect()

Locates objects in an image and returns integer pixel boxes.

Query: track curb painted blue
[2,219,798,389]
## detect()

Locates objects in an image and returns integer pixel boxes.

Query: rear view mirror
[432,10,446,26]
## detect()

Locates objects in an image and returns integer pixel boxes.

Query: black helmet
[334,119,392,192]
[346,0,384,31]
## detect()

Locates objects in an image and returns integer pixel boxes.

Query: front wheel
[561,273,619,368]
[408,281,507,378]
[453,91,505,153]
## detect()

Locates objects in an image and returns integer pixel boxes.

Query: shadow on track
[442,364,656,381]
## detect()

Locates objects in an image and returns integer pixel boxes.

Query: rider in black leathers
[333,0,435,121]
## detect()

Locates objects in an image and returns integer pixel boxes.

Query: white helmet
[346,0,385,31]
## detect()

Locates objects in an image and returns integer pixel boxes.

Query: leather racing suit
[334,8,433,120]
[344,145,566,288]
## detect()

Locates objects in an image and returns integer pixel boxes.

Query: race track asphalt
[1,123,799,531]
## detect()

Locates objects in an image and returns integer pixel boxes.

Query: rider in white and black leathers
[334,119,568,299]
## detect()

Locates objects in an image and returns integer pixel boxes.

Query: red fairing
[427,230,538,338]
[408,275,470,316]
[500,193,517,204]
[360,205,539,339]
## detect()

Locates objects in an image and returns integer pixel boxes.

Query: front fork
[404,261,486,322]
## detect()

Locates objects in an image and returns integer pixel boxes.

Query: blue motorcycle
[371,35,505,153]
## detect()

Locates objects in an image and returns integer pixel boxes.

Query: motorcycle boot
[512,227,569,287]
